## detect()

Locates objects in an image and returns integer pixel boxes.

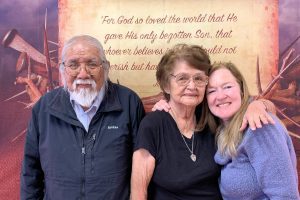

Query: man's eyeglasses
[170,73,208,87]
[62,60,104,76]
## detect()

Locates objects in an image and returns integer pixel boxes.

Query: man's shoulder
[39,87,64,101]
[33,87,66,109]
[104,82,145,114]
[108,81,141,101]
[109,81,137,94]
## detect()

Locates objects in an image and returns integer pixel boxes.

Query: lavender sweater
[215,115,300,200]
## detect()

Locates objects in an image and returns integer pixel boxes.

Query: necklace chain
[170,108,197,162]
[180,132,194,154]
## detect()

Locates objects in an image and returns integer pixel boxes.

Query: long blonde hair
[199,62,251,157]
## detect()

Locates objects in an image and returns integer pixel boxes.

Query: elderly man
[20,35,145,200]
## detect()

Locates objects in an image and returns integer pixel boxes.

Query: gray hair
[59,35,110,89]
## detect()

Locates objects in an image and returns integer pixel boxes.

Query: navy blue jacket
[21,81,145,200]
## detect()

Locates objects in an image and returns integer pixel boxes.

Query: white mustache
[70,79,98,108]
[72,79,97,90]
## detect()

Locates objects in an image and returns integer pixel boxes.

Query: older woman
[131,44,222,199]
[203,62,299,199]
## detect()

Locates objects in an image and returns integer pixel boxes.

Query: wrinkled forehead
[172,60,207,75]
[64,42,100,61]
[208,68,238,87]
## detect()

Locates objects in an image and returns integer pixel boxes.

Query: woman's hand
[240,99,275,131]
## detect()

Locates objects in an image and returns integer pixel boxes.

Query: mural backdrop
[0,0,299,199]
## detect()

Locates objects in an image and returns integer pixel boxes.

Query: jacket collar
[98,81,122,113]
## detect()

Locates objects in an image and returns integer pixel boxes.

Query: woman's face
[166,60,207,108]
[206,68,242,124]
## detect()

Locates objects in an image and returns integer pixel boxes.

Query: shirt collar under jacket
[70,86,105,131]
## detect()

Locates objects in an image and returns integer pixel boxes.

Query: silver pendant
[190,154,196,162]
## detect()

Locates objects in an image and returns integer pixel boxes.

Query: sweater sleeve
[243,117,299,200]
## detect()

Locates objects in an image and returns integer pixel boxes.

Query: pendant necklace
[181,132,196,162]
[170,108,197,162]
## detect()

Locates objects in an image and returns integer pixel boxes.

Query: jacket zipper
[90,133,96,174]
[81,131,86,199]
[90,115,104,174]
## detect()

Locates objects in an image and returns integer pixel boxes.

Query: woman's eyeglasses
[170,73,208,87]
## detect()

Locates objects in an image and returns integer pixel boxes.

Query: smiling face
[206,68,242,124]
[165,60,207,108]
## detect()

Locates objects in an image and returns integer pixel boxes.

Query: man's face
[62,41,106,108]
[63,41,105,92]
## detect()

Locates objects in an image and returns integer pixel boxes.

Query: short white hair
[59,35,110,89]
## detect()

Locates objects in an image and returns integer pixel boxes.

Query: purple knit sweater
[215,115,300,200]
